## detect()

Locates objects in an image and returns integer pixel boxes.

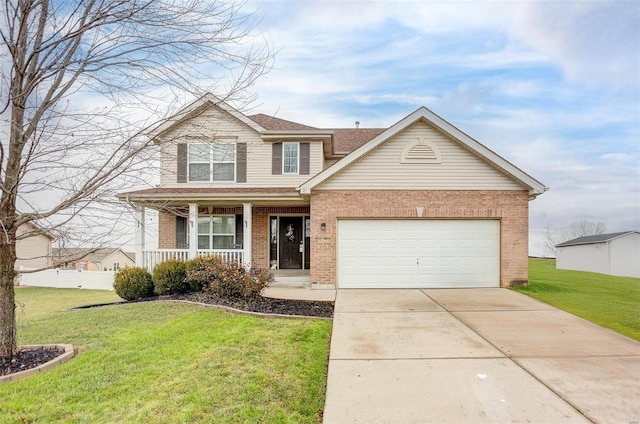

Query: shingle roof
[247,114,385,153]
[555,231,639,247]
[120,187,299,196]
[52,247,129,263]
[248,114,318,131]
[331,128,386,153]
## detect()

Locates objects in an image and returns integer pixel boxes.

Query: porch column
[134,205,145,267]
[188,203,198,260]
[243,203,252,268]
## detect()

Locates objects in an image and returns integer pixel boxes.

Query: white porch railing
[142,249,244,272]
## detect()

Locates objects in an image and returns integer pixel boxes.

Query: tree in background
[542,220,607,257]
[0,0,273,358]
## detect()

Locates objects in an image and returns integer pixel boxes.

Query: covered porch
[120,187,311,273]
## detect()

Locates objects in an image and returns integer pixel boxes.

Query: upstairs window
[188,142,235,182]
[283,142,299,174]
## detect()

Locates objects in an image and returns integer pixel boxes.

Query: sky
[6,0,638,257]
[237,0,639,255]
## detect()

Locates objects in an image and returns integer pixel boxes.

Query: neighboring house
[118,94,547,289]
[52,248,135,271]
[15,223,54,270]
[556,231,640,278]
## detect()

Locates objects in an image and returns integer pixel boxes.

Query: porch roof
[117,186,308,207]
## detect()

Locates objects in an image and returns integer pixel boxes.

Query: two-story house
[118,94,546,289]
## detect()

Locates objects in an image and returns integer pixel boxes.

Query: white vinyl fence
[19,268,115,291]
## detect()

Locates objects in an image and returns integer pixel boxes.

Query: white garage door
[338,219,500,289]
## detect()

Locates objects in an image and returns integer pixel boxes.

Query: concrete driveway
[323,289,640,424]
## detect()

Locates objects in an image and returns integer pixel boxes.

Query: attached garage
[337,219,500,289]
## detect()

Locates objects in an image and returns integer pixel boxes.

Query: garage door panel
[338,219,499,289]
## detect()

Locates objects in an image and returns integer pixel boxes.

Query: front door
[279,217,303,269]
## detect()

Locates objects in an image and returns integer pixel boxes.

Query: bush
[209,260,247,299]
[153,260,188,295]
[184,255,225,292]
[114,267,154,301]
[185,255,273,302]
[244,267,274,301]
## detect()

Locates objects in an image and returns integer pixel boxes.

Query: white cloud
[508,1,640,86]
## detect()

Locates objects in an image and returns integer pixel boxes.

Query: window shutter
[272,143,282,175]
[176,216,187,248]
[300,142,310,175]
[235,214,244,248]
[236,143,247,183]
[177,144,187,183]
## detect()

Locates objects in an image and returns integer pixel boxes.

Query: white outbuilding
[556,231,640,278]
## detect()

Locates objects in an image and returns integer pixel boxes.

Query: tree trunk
[0,242,17,358]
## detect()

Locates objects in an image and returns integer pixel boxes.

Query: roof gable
[299,107,547,197]
[148,93,266,140]
[556,231,640,247]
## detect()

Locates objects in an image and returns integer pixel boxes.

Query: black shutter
[236,143,247,183]
[272,143,282,175]
[300,142,310,175]
[235,214,244,248]
[176,216,187,248]
[177,144,187,183]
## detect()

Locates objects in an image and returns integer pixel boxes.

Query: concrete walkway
[323,289,640,424]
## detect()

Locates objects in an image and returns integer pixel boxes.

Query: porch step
[271,271,311,288]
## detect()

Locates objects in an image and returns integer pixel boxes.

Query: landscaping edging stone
[67,299,332,320]
[0,344,74,384]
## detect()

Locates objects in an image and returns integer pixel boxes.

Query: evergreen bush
[114,267,154,300]
[152,260,188,294]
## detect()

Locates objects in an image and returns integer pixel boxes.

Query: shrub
[185,255,273,301]
[184,255,225,292]
[153,260,188,295]
[208,260,247,299]
[114,267,154,301]
[244,267,274,301]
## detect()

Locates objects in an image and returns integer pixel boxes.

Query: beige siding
[15,225,52,270]
[97,250,135,271]
[159,104,323,187]
[318,121,524,190]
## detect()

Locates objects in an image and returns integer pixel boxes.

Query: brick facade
[309,189,529,288]
[158,211,176,249]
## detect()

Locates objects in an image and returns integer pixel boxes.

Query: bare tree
[0,0,273,358]
[542,220,607,257]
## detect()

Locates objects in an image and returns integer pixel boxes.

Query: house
[15,222,54,270]
[52,248,135,271]
[118,94,547,289]
[556,231,640,278]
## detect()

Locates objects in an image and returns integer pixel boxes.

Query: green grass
[2,288,331,423]
[515,259,640,341]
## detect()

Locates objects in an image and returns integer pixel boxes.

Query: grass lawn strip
[1,288,331,423]
[516,259,640,341]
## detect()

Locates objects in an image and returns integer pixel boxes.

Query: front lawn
[515,259,640,341]
[1,287,331,423]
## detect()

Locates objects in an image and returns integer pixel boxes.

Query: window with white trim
[188,142,235,182]
[197,215,235,249]
[282,142,299,174]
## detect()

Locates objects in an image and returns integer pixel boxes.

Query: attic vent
[401,137,442,164]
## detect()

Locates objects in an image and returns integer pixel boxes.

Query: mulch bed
[1,346,64,377]
[164,292,334,318]
[2,292,334,378]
